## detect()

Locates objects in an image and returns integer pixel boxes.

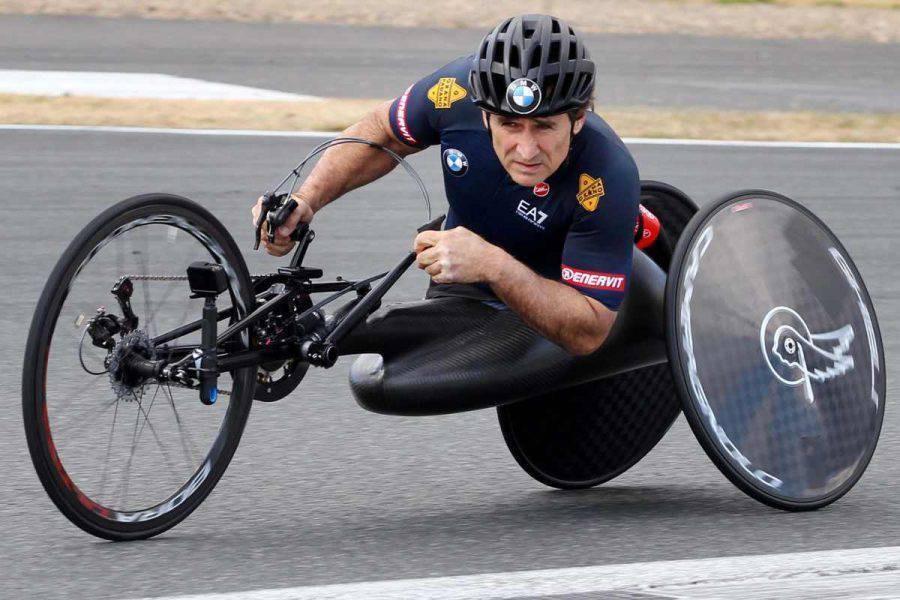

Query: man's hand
[250,194,315,257]
[414,226,504,284]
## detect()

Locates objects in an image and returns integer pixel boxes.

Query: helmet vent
[549,40,561,64]
[493,41,505,63]
[569,41,578,58]
[509,45,521,69]
[551,19,561,34]
[528,43,543,71]
[559,72,573,100]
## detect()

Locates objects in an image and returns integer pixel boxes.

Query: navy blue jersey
[389,56,640,311]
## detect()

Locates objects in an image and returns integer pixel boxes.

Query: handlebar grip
[290,221,310,241]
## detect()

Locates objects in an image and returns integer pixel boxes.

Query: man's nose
[515,134,540,161]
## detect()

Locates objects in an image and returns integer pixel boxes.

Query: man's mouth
[514,161,543,172]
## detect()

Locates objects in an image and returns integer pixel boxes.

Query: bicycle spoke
[136,232,154,338]
[164,383,201,471]
[132,389,183,486]
[55,396,119,438]
[98,399,120,504]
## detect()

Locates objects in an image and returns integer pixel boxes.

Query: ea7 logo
[516,200,548,229]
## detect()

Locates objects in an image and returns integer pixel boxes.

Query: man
[253,14,640,356]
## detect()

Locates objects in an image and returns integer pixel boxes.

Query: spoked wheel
[666,191,886,510]
[23,194,255,540]
[497,181,697,489]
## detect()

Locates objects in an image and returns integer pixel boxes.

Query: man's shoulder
[557,113,640,217]
[575,113,638,176]
[416,55,475,111]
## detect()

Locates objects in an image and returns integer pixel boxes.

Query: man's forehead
[491,113,563,125]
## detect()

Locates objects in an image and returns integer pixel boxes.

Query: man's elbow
[563,327,611,356]
[563,300,616,356]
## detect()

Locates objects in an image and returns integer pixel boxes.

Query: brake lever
[266,198,297,244]
[253,191,285,251]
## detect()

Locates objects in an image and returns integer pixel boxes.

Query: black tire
[23,194,255,540]
[497,181,697,489]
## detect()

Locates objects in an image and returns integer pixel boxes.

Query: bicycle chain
[124,274,278,281]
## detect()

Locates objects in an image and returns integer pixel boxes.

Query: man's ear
[572,113,587,135]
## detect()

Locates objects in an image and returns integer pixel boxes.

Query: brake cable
[269,136,432,222]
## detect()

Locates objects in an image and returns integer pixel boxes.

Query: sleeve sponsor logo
[427,77,467,109]
[576,173,605,212]
[561,265,626,292]
[395,85,418,145]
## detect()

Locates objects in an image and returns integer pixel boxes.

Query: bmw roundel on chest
[442,148,469,177]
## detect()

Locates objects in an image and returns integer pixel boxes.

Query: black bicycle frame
[133,214,445,380]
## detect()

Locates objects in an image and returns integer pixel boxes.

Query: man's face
[482,111,586,187]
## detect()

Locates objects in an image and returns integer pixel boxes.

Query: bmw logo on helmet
[505,78,542,115]
[443,148,469,177]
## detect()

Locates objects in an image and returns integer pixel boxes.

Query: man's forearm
[485,247,615,355]
[296,101,417,212]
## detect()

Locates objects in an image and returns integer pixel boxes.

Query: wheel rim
[38,207,250,522]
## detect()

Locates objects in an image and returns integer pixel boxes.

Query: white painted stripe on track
[128,546,900,600]
[0,124,334,138]
[3,124,900,150]
[0,69,319,101]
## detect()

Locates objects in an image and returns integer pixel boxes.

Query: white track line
[0,70,319,101]
[129,546,900,600]
[2,124,900,150]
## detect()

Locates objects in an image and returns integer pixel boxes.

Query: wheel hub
[107,330,156,400]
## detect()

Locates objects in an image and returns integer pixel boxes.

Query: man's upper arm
[373,101,426,158]
[386,56,472,150]
[560,155,641,312]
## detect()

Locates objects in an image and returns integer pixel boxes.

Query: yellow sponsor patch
[576,173,605,212]
[427,77,467,109]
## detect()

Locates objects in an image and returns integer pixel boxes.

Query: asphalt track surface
[1,128,898,599]
[2,14,900,113]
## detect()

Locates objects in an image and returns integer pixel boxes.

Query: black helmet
[469,14,595,118]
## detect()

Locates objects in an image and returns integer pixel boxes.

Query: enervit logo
[760,306,855,404]
[533,182,550,197]
[561,265,625,291]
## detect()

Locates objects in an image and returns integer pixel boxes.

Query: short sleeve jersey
[389,56,640,311]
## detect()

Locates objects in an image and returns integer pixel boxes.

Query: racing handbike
[23,138,886,540]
